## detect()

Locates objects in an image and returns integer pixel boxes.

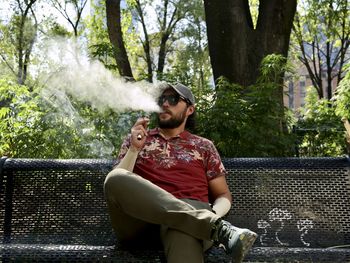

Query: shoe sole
[231,230,257,263]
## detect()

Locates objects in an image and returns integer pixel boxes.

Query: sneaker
[214,220,257,263]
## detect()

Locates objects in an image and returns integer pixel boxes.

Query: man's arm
[115,147,140,171]
[114,117,149,172]
[208,176,232,217]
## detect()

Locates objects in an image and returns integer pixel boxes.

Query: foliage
[49,0,88,37]
[196,55,296,157]
[296,87,347,157]
[0,78,135,158]
[162,0,212,96]
[0,0,40,85]
[1,0,347,158]
[333,64,350,120]
[259,55,295,84]
[0,14,37,84]
[292,0,350,100]
[107,0,206,81]
[86,0,123,71]
[0,78,42,157]
[45,21,72,38]
[35,98,119,159]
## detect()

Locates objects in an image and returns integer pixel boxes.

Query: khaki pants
[104,168,220,263]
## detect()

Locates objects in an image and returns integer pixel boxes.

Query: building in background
[284,66,339,115]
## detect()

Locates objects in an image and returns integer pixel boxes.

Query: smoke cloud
[36,38,164,158]
[40,38,162,114]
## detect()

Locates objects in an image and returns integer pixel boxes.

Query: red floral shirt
[117,128,227,202]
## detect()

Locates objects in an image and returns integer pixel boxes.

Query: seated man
[104,82,257,263]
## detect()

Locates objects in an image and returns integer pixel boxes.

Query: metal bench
[1,157,350,262]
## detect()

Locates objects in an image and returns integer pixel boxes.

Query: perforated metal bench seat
[1,244,350,262]
[1,157,350,262]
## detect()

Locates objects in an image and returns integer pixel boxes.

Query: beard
[157,108,187,129]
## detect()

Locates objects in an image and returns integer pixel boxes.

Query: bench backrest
[1,157,349,249]
[223,157,350,248]
[0,158,115,246]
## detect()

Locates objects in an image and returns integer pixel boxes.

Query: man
[104,83,257,263]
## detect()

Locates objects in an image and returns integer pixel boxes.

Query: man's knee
[104,168,134,194]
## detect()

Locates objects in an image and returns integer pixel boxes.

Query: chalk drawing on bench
[257,208,292,246]
[257,219,271,246]
[297,219,314,247]
[258,208,314,247]
[268,208,292,246]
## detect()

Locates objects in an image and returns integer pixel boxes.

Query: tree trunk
[203,0,297,87]
[136,0,153,82]
[16,0,37,85]
[157,33,170,80]
[143,39,153,82]
[156,2,180,80]
[106,0,133,78]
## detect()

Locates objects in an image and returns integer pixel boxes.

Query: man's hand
[115,117,150,171]
[130,117,150,151]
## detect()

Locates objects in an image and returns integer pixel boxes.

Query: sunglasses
[158,94,190,106]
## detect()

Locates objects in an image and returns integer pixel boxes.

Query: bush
[196,55,296,157]
[0,78,42,157]
[333,64,350,120]
[0,78,133,158]
[296,87,347,157]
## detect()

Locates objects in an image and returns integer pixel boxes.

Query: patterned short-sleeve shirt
[117,128,227,202]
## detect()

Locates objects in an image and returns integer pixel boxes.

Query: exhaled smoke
[40,38,162,114]
[36,38,163,158]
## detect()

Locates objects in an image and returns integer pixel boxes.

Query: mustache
[160,109,172,114]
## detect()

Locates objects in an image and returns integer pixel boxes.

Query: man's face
[157,89,192,129]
